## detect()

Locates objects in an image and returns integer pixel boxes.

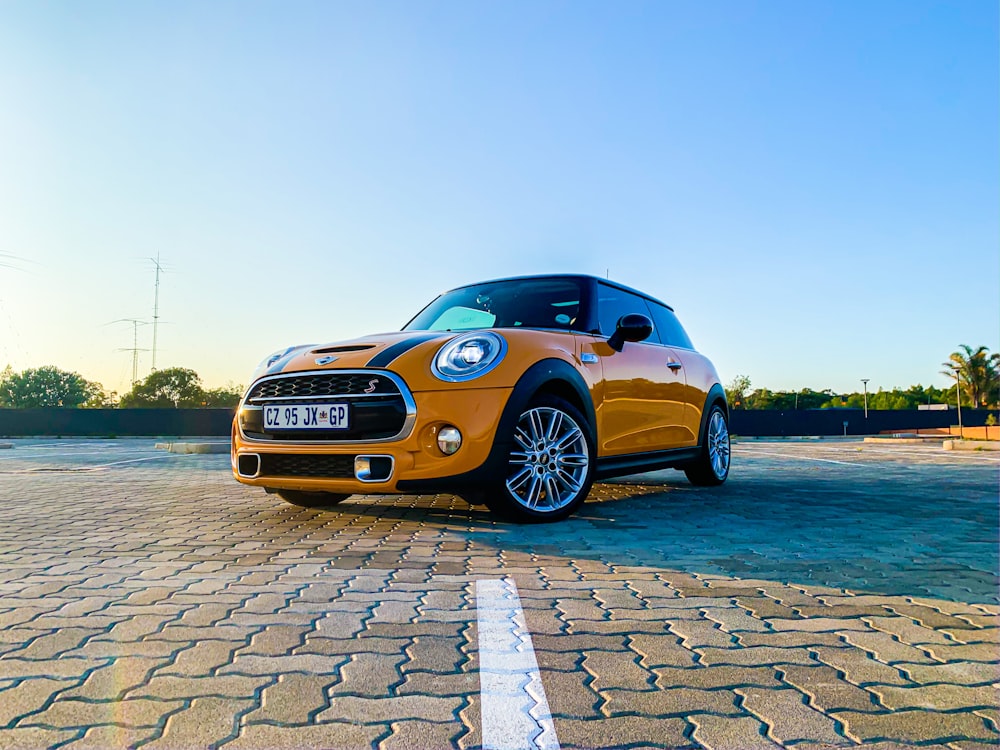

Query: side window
[649,304,694,349]
[596,285,652,337]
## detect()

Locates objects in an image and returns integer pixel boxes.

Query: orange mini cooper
[233,274,730,522]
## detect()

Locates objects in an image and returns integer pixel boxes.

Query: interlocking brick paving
[0,438,996,748]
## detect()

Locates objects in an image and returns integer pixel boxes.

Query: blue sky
[0,1,996,396]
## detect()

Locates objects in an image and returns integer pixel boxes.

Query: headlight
[257,346,298,371]
[432,332,507,382]
[249,345,307,382]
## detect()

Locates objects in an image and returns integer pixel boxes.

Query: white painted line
[859,447,1000,462]
[0,450,158,460]
[739,449,859,466]
[86,454,187,469]
[742,446,1000,465]
[3,442,115,450]
[1,454,186,474]
[477,578,559,750]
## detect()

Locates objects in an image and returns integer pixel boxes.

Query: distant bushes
[0,365,242,408]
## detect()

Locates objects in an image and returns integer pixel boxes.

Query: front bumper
[232,385,513,495]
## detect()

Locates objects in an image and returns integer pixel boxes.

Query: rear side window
[596,284,652,337]
[649,304,694,349]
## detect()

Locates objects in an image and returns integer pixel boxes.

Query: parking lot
[0,439,996,749]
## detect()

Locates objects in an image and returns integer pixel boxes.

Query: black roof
[444,274,674,312]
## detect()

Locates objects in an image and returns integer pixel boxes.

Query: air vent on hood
[311,344,376,354]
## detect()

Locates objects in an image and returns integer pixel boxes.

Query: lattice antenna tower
[150,254,164,372]
[111,318,149,385]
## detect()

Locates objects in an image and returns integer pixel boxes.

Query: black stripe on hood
[366,333,444,368]
[266,345,311,376]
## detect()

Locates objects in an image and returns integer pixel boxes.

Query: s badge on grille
[364,378,379,393]
[315,356,338,365]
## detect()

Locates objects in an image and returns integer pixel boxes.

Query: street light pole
[861,379,870,419]
[955,372,963,439]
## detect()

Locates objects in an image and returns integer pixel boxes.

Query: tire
[275,490,351,508]
[483,395,595,523]
[684,405,730,486]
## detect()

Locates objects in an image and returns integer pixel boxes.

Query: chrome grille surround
[247,372,400,401]
[238,369,416,445]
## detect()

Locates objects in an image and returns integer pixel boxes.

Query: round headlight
[432,332,507,382]
[256,345,300,372]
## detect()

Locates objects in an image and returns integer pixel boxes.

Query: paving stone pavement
[0,439,996,749]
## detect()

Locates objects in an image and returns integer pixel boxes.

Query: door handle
[667,361,682,370]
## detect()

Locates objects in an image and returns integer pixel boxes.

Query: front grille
[259,454,356,478]
[241,370,414,443]
[248,373,399,401]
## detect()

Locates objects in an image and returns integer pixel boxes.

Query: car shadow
[280,464,999,604]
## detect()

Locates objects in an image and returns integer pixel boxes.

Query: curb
[943,439,1000,452]
[863,436,951,444]
[155,442,230,455]
[732,436,864,442]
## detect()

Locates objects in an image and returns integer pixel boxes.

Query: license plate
[263,403,349,431]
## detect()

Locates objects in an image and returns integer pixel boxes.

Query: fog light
[437,426,462,455]
[355,455,393,482]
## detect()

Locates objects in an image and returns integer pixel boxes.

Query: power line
[0,256,25,273]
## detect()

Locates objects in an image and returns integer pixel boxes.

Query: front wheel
[483,395,595,523]
[275,490,351,508]
[684,405,730,486]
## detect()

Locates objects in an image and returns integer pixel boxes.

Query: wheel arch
[484,358,598,476]
[394,358,596,493]
[697,384,729,447]
[519,360,596,433]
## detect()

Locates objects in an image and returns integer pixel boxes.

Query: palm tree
[942,345,1000,408]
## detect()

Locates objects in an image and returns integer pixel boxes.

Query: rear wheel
[483,395,595,523]
[684,405,730,486]
[275,490,351,508]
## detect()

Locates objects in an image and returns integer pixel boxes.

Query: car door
[646,302,710,446]
[587,284,691,456]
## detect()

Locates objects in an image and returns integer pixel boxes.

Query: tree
[119,367,206,408]
[0,366,102,408]
[724,375,751,409]
[820,383,951,410]
[202,384,244,408]
[84,387,118,408]
[941,345,1000,408]
[744,387,833,410]
[745,388,774,410]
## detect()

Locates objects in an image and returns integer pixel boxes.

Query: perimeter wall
[0,408,995,438]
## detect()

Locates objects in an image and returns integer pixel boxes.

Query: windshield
[404,278,586,332]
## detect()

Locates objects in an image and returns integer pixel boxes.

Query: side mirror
[608,313,653,352]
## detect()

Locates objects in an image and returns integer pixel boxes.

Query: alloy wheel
[707,410,730,479]
[506,406,590,512]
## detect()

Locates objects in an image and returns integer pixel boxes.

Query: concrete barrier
[0,407,996,439]
[154,442,231,455]
[943,439,1000,451]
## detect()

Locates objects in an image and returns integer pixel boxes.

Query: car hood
[250,328,581,393]
[259,331,452,378]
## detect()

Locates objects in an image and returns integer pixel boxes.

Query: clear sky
[0,1,996,397]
